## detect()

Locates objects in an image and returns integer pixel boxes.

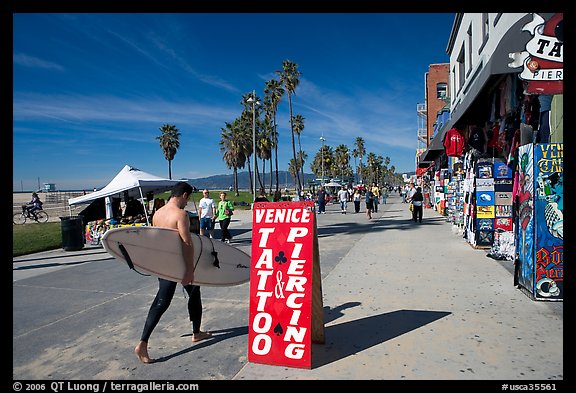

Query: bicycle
[13,209,49,225]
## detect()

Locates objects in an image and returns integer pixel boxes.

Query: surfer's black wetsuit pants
[140,278,202,342]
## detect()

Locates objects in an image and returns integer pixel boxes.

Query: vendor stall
[68,165,182,244]
[68,164,181,225]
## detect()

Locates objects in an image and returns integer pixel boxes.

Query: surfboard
[101,226,250,286]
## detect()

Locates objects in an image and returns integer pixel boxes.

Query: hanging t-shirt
[487,123,501,151]
[468,126,487,153]
[443,128,465,157]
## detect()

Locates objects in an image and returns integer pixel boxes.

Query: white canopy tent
[68,165,181,224]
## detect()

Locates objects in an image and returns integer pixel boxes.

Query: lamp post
[319,134,326,185]
[247,91,260,201]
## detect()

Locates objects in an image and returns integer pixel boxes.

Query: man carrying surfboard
[134,181,212,364]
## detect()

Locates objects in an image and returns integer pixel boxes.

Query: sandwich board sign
[248,201,325,369]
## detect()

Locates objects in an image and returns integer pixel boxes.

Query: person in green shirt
[216,191,234,243]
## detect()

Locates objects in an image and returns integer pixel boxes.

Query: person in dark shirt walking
[316,186,328,214]
[411,187,424,223]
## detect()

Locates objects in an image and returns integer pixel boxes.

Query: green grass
[13,222,63,257]
[157,189,272,208]
[12,190,267,257]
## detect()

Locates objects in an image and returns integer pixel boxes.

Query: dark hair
[416,187,422,192]
[171,181,193,197]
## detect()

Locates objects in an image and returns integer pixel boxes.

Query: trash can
[60,216,84,251]
[187,211,200,234]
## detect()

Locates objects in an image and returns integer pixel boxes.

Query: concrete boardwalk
[13,195,563,382]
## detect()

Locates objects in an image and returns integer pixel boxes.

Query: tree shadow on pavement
[317,214,447,238]
[312,309,451,368]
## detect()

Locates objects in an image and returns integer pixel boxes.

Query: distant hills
[182,169,414,190]
[181,170,316,190]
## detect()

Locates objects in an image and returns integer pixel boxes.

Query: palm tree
[264,79,284,192]
[258,116,273,192]
[366,152,377,184]
[292,114,305,186]
[334,144,350,183]
[288,158,300,190]
[241,92,262,195]
[219,119,246,196]
[382,156,391,185]
[353,137,366,185]
[277,59,301,192]
[311,144,333,181]
[156,123,181,179]
[296,150,308,188]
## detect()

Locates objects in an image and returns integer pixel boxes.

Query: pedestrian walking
[337,186,348,214]
[365,188,374,219]
[198,189,216,238]
[371,182,380,213]
[411,186,424,223]
[353,188,361,213]
[317,186,328,214]
[216,191,234,243]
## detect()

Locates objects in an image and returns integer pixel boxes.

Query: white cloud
[13,53,65,71]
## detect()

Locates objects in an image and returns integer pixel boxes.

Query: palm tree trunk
[255,158,263,192]
[247,159,253,196]
[288,94,301,192]
[298,134,304,191]
[233,168,239,196]
[269,155,273,194]
[274,122,279,192]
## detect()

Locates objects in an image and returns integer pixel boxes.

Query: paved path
[12,195,563,383]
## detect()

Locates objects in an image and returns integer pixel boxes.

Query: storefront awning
[418,14,543,164]
[418,159,434,168]
[416,164,433,176]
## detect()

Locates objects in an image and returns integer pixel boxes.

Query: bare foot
[134,342,153,364]
[192,331,213,343]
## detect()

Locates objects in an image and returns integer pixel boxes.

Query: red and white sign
[508,13,563,94]
[248,201,316,369]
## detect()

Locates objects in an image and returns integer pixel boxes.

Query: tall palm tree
[296,150,308,188]
[288,158,300,190]
[366,152,378,184]
[311,144,334,181]
[258,116,273,192]
[353,137,366,185]
[277,59,301,192]
[376,155,384,184]
[292,114,305,187]
[264,78,284,192]
[382,156,391,185]
[334,144,350,182]
[220,119,246,196]
[241,92,262,195]
[156,123,181,179]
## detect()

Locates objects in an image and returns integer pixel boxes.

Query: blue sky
[13,13,455,191]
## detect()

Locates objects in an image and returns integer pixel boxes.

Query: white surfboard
[101,226,250,286]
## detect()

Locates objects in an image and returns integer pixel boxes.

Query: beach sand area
[13,192,86,223]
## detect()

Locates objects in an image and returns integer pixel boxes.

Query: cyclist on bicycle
[22,192,43,219]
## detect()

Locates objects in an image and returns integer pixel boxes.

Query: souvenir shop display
[515,143,563,301]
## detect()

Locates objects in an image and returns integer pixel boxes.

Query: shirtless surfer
[134,181,212,364]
